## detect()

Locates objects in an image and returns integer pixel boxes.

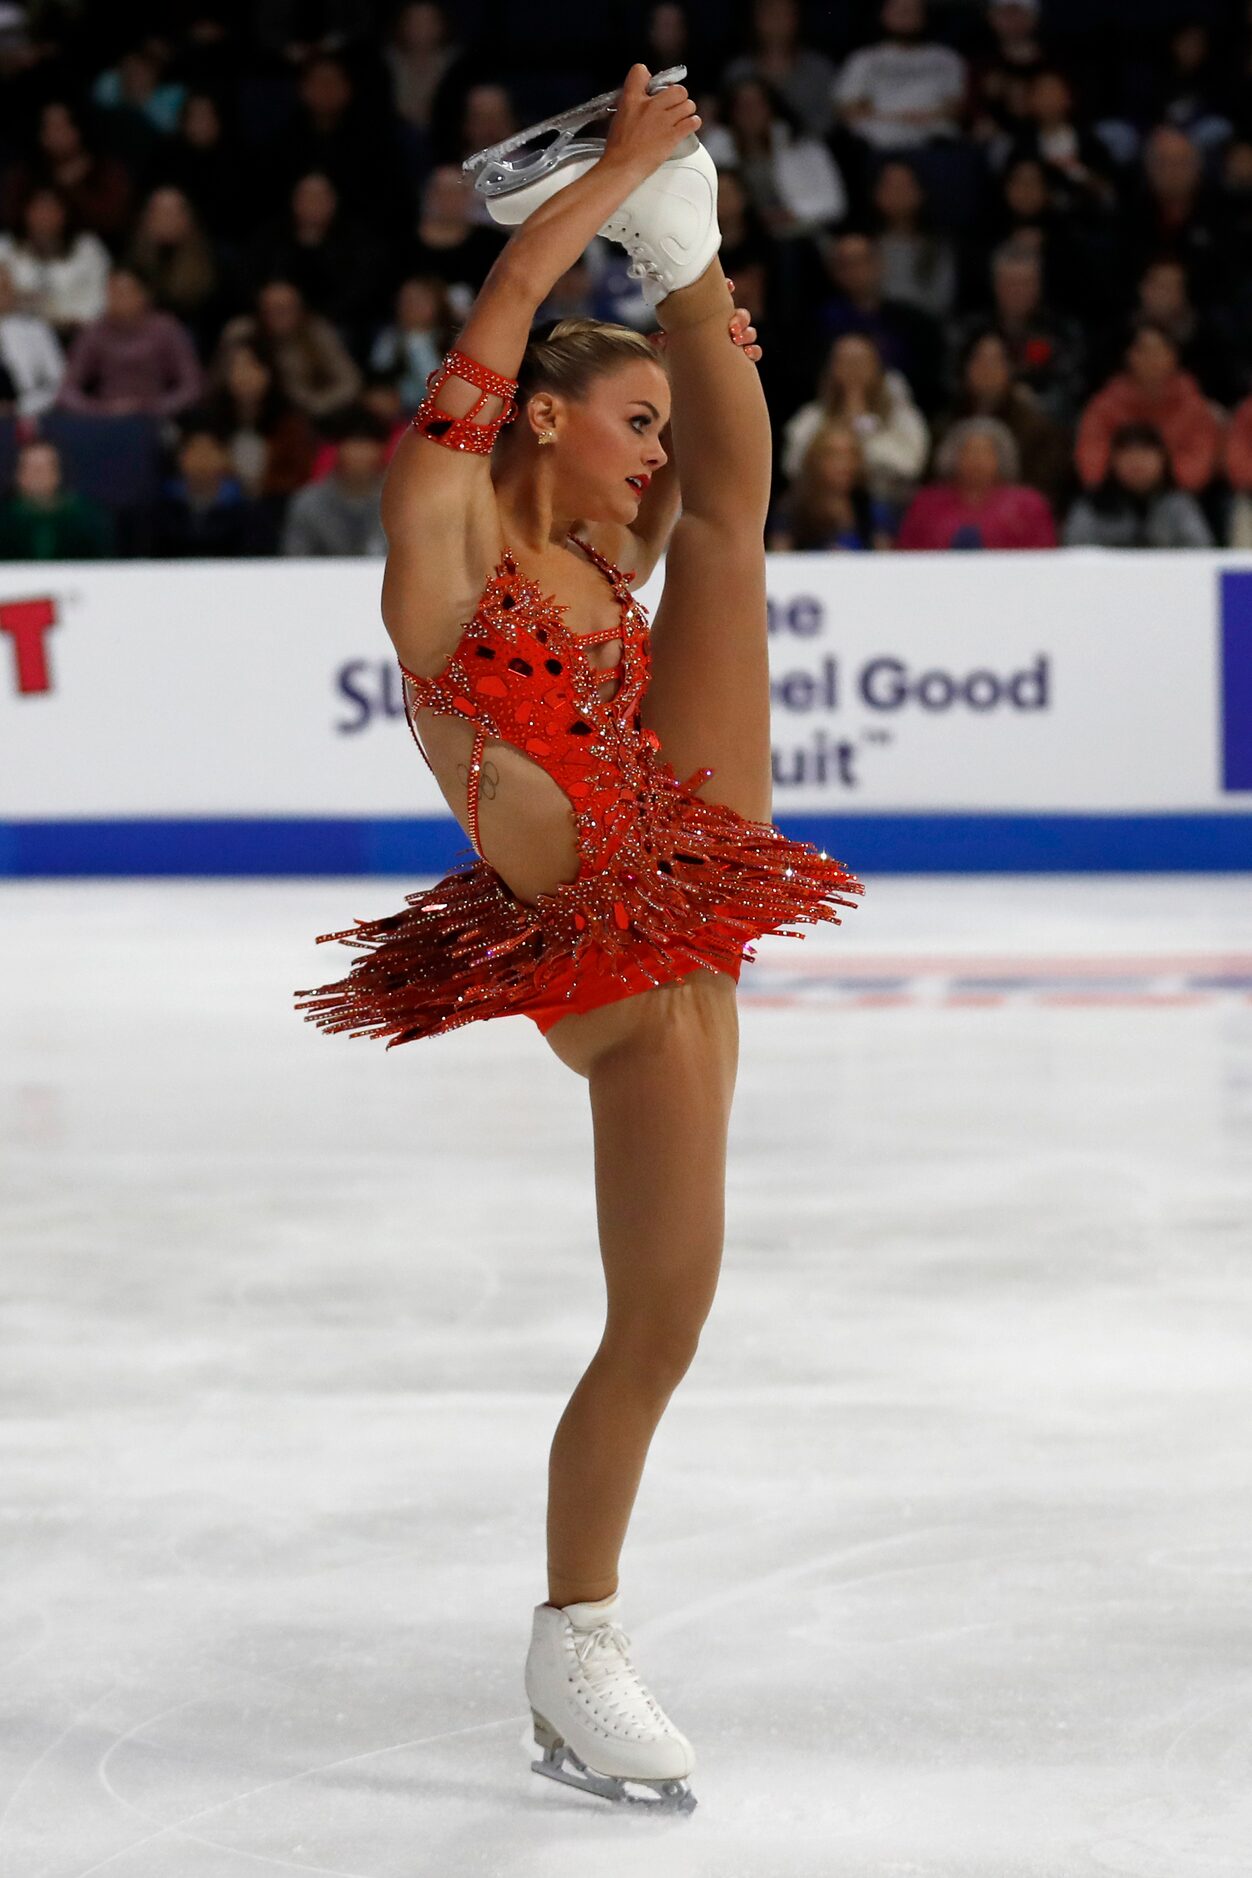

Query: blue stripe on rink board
[2,814,1251,876]
[1221,570,1252,792]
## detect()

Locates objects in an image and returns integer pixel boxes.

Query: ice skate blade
[529,1714,697,1815]
[464,66,687,201]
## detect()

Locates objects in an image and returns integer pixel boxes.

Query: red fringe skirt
[295,775,864,1046]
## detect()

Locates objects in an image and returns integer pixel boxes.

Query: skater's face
[530,360,671,524]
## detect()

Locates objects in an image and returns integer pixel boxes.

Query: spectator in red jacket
[898,416,1057,549]
[1075,321,1224,494]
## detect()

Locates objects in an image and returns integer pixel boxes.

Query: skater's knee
[600,1317,705,1399]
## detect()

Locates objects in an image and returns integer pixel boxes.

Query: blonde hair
[800,418,864,469]
[515,317,664,406]
[787,420,873,549]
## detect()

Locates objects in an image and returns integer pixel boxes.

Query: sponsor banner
[1,553,1249,869]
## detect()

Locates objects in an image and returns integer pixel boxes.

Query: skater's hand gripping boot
[465,65,720,307]
[595,66,721,307]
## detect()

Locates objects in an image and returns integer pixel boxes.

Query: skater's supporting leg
[545,973,738,1607]
[642,259,774,825]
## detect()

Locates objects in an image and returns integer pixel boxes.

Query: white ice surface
[2,875,1251,1878]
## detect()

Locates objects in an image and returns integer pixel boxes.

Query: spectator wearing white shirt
[703,76,847,240]
[834,0,968,152]
[0,262,65,415]
[0,187,110,338]
[782,331,930,505]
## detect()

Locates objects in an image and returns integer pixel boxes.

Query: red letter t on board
[0,598,58,694]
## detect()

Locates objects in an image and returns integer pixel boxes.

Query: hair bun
[516,317,666,405]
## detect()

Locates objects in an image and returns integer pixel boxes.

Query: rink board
[2,550,1250,874]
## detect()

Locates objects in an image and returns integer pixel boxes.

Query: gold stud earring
[537,429,557,446]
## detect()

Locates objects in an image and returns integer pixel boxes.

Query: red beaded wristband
[412,347,519,455]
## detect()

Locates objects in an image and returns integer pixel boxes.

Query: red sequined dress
[296,532,863,1045]
[296,345,863,1051]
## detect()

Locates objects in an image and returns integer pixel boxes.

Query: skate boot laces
[626,255,663,288]
[570,1620,666,1737]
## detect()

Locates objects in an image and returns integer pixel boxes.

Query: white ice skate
[524,1589,697,1813]
[464,68,721,307]
[463,66,687,209]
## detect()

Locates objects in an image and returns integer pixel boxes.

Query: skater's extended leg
[642,258,774,824]
[545,973,738,1607]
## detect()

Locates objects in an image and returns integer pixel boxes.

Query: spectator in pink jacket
[1075,321,1223,494]
[58,266,202,416]
[898,416,1058,549]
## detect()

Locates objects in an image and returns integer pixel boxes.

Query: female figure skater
[298,64,862,1812]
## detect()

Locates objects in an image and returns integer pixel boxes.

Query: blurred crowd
[1,0,1252,559]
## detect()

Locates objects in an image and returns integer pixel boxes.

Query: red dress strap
[464,725,488,858]
[399,667,490,861]
[412,347,518,455]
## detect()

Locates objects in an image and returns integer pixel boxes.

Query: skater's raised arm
[381,65,701,663]
[498,78,698,315]
[389,66,698,513]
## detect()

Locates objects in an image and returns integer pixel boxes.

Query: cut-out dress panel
[298,535,864,1043]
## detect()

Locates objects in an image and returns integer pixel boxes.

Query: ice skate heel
[530,1707,563,1754]
[464,65,688,225]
